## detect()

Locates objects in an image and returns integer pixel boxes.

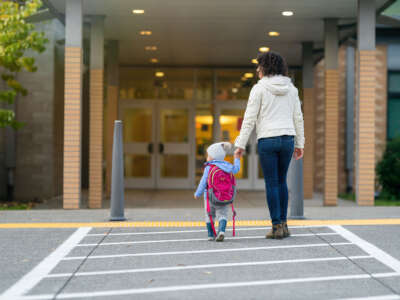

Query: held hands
[234,148,245,159]
[293,148,304,160]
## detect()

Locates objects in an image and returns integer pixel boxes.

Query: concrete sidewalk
[1,191,400,223]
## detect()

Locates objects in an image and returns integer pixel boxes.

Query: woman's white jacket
[234,75,305,149]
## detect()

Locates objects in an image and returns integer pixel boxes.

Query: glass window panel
[119,68,194,100]
[196,69,213,101]
[216,69,256,100]
[220,109,248,179]
[160,109,189,143]
[388,98,400,140]
[123,108,152,143]
[124,154,151,177]
[389,73,400,93]
[161,154,188,178]
[195,114,213,182]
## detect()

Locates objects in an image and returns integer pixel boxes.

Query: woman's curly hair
[257,51,288,77]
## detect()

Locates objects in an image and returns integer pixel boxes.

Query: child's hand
[234,148,244,159]
[194,193,197,200]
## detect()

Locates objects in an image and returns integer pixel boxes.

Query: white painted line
[330,225,400,273]
[0,227,91,300]
[335,295,400,300]
[87,225,332,236]
[63,242,353,261]
[17,273,393,299]
[78,233,339,247]
[372,272,400,278]
[47,255,371,278]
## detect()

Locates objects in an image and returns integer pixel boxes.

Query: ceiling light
[155,71,164,77]
[251,59,258,64]
[145,46,157,51]
[232,88,239,94]
[269,31,280,37]
[150,58,159,63]
[132,9,145,14]
[282,11,293,16]
[259,47,270,52]
[244,73,254,79]
[140,30,152,36]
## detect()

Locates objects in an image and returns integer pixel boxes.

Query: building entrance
[120,99,196,189]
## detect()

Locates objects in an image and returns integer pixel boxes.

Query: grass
[0,202,32,210]
[338,193,400,206]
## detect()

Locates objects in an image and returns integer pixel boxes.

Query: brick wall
[14,19,65,202]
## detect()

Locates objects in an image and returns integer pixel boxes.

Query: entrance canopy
[49,0,388,67]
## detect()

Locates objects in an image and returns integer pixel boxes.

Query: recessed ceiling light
[244,73,254,79]
[150,58,159,63]
[269,31,280,37]
[155,71,164,77]
[259,47,270,52]
[251,59,258,64]
[282,11,293,16]
[140,30,152,36]
[145,46,157,51]
[132,9,145,14]
[232,88,239,94]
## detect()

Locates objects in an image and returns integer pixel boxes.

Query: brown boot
[282,221,290,238]
[266,224,283,239]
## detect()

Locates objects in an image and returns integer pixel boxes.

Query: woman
[234,51,304,239]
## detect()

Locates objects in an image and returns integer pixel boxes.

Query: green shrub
[376,137,400,200]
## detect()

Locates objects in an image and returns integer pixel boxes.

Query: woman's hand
[293,148,304,160]
[234,148,245,158]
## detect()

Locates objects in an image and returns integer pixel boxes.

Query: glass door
[251,133,265,190]
[120,100,156,188]
[215,101,252,189]
[156,101,195,189]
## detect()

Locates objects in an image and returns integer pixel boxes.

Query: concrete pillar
[106,40,119,196]
[212,70,219,142]
[356,0,376,206]
[302,42,314,199]
[89,16,105,208]
[63,0,83,209]
[323,19,339,206]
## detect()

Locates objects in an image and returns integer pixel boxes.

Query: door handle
[148,143,153,154]
[159,143,164,154]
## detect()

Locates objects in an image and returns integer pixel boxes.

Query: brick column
[302,42,314,199]
[355,0,376,206]
[89,16,105,208]
[105,41,119,196]
[323,19,339,206]
[63,0,83,209]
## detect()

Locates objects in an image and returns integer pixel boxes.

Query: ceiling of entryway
[48,0,390,67]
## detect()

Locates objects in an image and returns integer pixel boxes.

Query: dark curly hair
[257,51,288,77]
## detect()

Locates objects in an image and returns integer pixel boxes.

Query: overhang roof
[48,0,390,67]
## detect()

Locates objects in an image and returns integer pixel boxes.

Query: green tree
[0,0,48,128]
[376,137,400,200]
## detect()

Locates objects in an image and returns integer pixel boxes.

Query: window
[388,71,400,140]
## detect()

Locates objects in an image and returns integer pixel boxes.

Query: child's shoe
[206,222,215,241]
[216,219,227,242]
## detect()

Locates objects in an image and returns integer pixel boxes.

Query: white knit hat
[207,142,233,160]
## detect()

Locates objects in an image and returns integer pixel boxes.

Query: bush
[376,137,400,200]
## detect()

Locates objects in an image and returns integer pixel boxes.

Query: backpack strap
[231,203,237,237]
[206,164,217,237]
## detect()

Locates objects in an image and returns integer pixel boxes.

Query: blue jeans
[258,135,294,225]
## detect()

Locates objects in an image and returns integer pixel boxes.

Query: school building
[1,0,400,208]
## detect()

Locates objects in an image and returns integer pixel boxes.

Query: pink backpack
[206,164,237,236]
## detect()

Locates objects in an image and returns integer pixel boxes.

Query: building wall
[14,19,65,202]
[315,45,388,197]
[314,59,325,194]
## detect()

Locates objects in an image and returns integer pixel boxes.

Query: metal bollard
[110,120,126,221]
[288,157,305,219]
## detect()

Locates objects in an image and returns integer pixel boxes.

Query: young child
[194,142,241,241]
